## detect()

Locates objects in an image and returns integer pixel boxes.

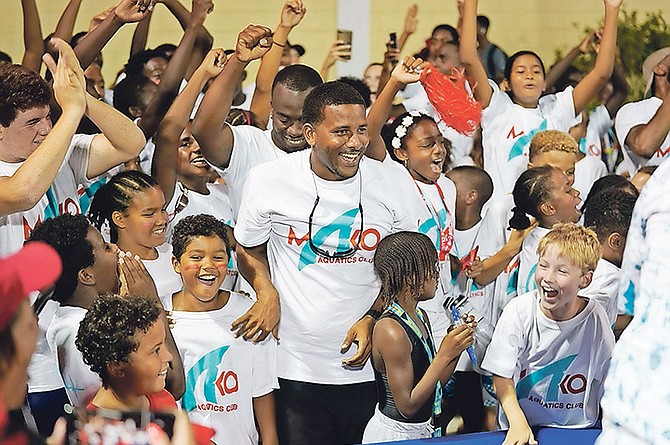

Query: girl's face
[115,186,168,249]
[508,54,546,108]
[172,235,229,308]
[396,119,447,183]
[124,321,172,397]
[177,125,210,180]
[546,169,581,223]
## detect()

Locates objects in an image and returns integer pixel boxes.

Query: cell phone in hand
[337,29,352,60]
[66,408,175,444]
[389,32,398,50]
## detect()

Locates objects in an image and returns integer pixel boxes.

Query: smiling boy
[481,223,614,445]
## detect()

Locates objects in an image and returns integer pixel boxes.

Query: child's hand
[503,422,537,445]
[118,251,159,301]
[465,256,483,279]
[234,25,273,64]
[280,0,306,29]
[43,39,86,117]
[438,323,475,361]
[391,56,428,85]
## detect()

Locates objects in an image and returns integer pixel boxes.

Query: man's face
[305,104,368,181]
[0,105,52,163]
[270,84,312,153]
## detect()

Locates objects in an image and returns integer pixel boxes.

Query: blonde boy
[482,224,614,445]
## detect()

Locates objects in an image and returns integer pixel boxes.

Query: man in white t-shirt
[0,39,146,257]
[615,47,670,176]
[233,81,416,445]
[192,25,323,216]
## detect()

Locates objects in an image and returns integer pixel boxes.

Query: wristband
[365,309,382,320]
[273,41,286,48]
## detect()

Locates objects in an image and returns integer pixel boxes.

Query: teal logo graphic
[522,263,538,294]
[298,208,359,270]
[508,120,548,161]
[516,355,577,401]
[418,208,448,252]
[182,346,230,411]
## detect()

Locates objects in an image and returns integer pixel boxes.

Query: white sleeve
[252,337,279,397]
[233,165,272,248]
[481,298,526,378]
[481,80,507,121]
[548,86,577,129]
[68,134,96,184]
[615,101,650,168]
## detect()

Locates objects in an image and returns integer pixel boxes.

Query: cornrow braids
[88,170,159,243]
[509,165,555,230]
[373,232,439,308]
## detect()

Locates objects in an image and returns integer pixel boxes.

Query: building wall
[0,0,665,87]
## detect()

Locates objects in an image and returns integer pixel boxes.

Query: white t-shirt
[517,226,551,296]
[402,85,475,166]
[574,154,607,201]
[46,305,102,408]
[583,105,612,159]
[170,292,277,445]
[482,81,576,198]
[0,134,94,256]
[234,151,416,384]
[615,97,670,176]
[580,258,619,326]
[482,291,614,429]
[27,299,64,393]
[143,243,183,307]
[214,126,285,217]
[166,182,240,292]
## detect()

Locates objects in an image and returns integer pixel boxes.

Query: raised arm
[604,58,629,117]
[137,0,213,140]
[624,95,670,159]
[0,38,85,217]
[152,49,226,203]
[571,0,622,115]
[74,0,155,70]
[160,0,214,79]
[250,0,306,129]
[130,10,152,57]
[231,242,281,342]
[459,0,493,107]
[397,4,418,52]
[366,56,426,161]
[191,25,272,169]
[544,32,595,92]
[53,0,84,45]
[20,0,44,73]
[319,39,352,82]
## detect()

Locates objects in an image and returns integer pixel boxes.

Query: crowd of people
[1,0,669,444]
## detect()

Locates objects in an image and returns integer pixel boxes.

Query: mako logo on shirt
[287,208,381,270]
[417,208,452,252]
[22,186,81,240]
[655,145,670,158]
[516,355,586,406]
[183,346,240,412]
[508,120,548,161]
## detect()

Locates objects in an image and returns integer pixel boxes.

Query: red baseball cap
[0,242,62,330]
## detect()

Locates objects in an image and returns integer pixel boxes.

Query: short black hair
[447,165,494,207]
[477,15,490,30]
[582,174,638,211]
[76,294,161,388]
[172,214,232,259]
[27,214,94,303]
[0,52,12,64]
[113,74,152,118]
[302,81,365,126]
[584,189,637,241]
[124,49,167,77]
[337,76,371,108]
[432,24,459,45]
[271,63,323,93]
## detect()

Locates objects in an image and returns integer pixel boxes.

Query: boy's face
[535,245,592,321]
[86,227,119,294]
[0,105,52,163]
[172,235,229,307]
[528,150,577,186]
[124,321,172,397]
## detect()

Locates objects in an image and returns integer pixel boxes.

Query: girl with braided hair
[362,231,475,442]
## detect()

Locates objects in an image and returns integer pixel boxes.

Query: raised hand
[113,0,156,24]
[391,55,428,85]
[234,24,273,63]
[117,251,159,300]
[403,4,418,35]
[196,48,227,79]
[604,0,623,9]
[88,6,115,32]
[323,39,352,69]
[42,38,86,115]
[280,0,306,29]
[190,0,214,27]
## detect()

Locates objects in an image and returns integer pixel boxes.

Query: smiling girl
[459,0,622,198]
[89,170,182,304]
[509,166,582,296]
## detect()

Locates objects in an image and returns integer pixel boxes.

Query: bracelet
[273,41,286,48]
[365,309,383,320]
